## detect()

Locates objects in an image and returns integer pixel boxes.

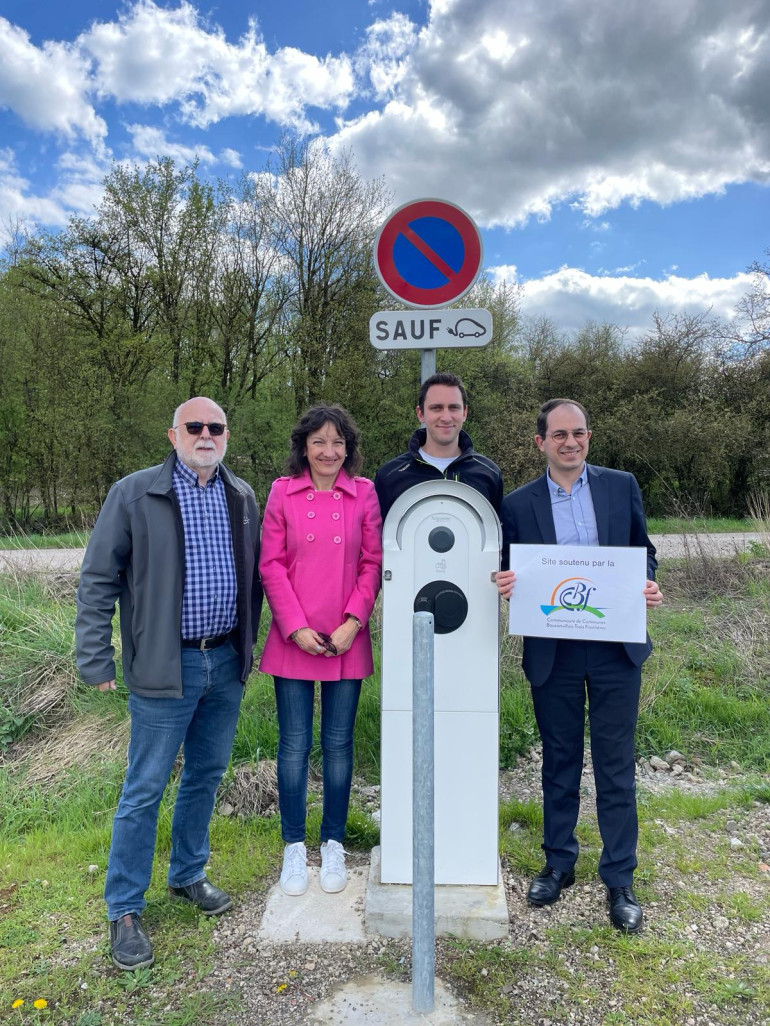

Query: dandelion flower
[12,999,24,1008]
[276,983,287,993]
[33,998,48,1009]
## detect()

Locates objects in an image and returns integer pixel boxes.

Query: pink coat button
[333,536,342,544]
[333,492,341,500]
[306,493,314,501]
[332,512,340,520]
[307,533,315,541]
[307,511,315,518]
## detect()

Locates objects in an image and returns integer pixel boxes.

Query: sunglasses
[177,421,227,436]
[317,632,338,655]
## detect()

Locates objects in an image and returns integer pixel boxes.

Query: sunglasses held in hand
[317,632,338,655]
[177,422,227,436]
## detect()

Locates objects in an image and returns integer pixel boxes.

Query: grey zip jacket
[76,452,263,698]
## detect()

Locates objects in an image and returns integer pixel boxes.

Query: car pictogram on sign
[446,317,487,339]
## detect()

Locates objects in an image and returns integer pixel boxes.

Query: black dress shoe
[109,913,154,971]
[169,876,233,915]
[527,865,576,906]
[608,886,643,933]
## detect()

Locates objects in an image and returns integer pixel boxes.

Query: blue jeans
[273,677,361,844]
[105,643,243,921]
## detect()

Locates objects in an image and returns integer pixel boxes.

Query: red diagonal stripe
[401,223,460,283]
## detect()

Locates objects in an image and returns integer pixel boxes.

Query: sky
[0,0,768,339]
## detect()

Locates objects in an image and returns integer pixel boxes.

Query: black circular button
[428,526,455,552]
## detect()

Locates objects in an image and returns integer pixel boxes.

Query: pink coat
[258,471,382,681]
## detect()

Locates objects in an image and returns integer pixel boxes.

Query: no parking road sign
[374,198,483,309]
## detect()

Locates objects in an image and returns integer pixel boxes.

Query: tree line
[0,138,767,528]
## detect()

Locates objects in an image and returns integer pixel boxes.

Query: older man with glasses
[76,397,263,970]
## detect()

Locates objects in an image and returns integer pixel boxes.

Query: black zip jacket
[374,428,504,521]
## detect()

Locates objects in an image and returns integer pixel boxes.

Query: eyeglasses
[317,632,338,655]
[545,429,589,443]
[175,422,227,436]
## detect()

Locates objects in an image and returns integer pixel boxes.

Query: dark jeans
[531,639,641,888]
[273,676,361,844]
[105,643,243,921]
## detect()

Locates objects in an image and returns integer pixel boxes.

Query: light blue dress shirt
[547,464,599,547]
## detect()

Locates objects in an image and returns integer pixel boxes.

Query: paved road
[0,534,765,574]
[0,547,85,572]
[650,532,764,559]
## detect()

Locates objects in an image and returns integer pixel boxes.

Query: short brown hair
[285,403,363,477]
[536,398,591,439]
[418,372,468,412]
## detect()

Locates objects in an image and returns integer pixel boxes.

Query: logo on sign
[447,317,486,339]
[540,577,605,619]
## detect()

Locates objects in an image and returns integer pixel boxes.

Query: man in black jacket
[374,372,503,520]
[76,396,262,971]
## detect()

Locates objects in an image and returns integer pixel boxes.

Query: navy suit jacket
[501,464,657,687]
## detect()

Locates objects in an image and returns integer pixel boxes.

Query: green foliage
[1,147,768,525]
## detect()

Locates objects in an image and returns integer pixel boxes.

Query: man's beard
[185,439,227,470]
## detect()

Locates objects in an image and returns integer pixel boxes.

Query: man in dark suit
[496,398,662,932]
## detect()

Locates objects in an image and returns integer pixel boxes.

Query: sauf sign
[370,308,492,350]
[370,198,492,352]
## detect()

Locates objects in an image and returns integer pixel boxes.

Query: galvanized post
[412,610,435,1013]
[421,348,436,383]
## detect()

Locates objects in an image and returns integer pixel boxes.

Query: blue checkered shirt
[172,457,238,640]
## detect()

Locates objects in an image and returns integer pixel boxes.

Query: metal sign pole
[420,348,436,383]
[412,610,435,1013]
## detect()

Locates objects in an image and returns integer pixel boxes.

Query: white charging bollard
[380,480,501,885]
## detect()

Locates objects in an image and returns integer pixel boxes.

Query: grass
[442,930,769,1025]
[645,517,755,534]
[0,531,90,549]
[0,544,768,1023]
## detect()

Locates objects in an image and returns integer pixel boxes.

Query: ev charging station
[369,198,501,1012]
[379,480,501,885]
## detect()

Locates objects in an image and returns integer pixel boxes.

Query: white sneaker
[280,842,308,896]
[320,839,347,893]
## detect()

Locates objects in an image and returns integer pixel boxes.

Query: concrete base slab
[257,866,367,944]
[365,847,509,941]
[306,974,493,1025]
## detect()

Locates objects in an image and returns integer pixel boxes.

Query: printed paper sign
[507,544,648,643]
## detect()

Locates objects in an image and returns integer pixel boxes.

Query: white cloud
[0,17,106,148]
[0,148,74,227]
[127,124,218,165]
[82,1,355,131]
[490,265,755,338]
[336,0,770,226]
[127,125,243,169]
[219,148,243,169]
[358,13,418,100]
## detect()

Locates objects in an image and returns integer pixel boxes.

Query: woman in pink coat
[259,404,382,897]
